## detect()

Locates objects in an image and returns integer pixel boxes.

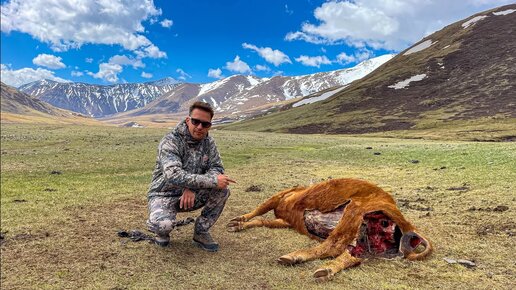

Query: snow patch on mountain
[388,74,427,89]
[293,85,348,108]
[493,9,515,16]
[462,15,488,28]
[404,40,435,55]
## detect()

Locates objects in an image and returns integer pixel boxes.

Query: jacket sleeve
[206,139,225,176]
[159,137,218,189]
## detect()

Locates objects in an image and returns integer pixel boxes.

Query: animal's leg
[228,187,302,223]
[227,218,290,232]
[277,241,338,265]
[278,202,364,266]
[313,250,362,282]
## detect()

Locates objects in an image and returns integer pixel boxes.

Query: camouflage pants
[147,188,230,239]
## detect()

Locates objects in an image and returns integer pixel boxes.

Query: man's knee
[216,188,230,200]
[147,217,175,235]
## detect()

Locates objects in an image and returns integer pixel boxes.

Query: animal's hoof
[226,220,241,227]
[226,225,243,232]
[229,216,246,223]
[277,255,298,265]
[313,268,333,282]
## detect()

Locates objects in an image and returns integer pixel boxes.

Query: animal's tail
[400,231,433,260]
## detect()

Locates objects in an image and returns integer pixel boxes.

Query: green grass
[1,124,515,289]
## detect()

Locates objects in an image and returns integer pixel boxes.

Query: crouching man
[147,101,235,252]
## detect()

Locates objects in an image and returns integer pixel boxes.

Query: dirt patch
[245,185,263,192]
[398,198,433,211]
[446,184,470,191]
[476,222,515,237]
[468,205,509,212]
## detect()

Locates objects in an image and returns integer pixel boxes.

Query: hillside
[70,55,391,125]
[222,5,516,140]
[0,82,101,125]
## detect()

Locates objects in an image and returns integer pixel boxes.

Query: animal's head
[348,212,432,260]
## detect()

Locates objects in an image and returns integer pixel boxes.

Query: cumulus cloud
[225,56,251,74]
[141,71,153,78]
[1,63,70,87]
[109,55,145,69]
[336,49,374,65]
[32,53,66,69]
[208,68,223,79]
[176,68,191,80]
[286,0,515,50]
[1,0,166,57]
[160,19,173,28]
[71,71,84,77]
[295,55,331,68]
[88,54,145,83]
[242,43,292,66]
[254,64,270,72]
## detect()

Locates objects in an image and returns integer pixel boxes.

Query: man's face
[186,109,212,140]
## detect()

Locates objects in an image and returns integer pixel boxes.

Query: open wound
[304,207,404,258]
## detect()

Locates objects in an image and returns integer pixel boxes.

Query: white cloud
[71,71,84,77]
[242,43,292,66]
[225,56,251,74]
[255,64,270,72]
[336,49,374,65]
[285,4,293,15]
[87,62,123,83]
[135,44,167,59]
[295,55,331,68]
[1,63,70,87]
[85,58,93,63]
[286,0,515,50]
[32,53,66,69]
[87,54,146,83]
[160,19,173,28]
[141,71,153,79]
[0,0,166,57]
[109,55,145,69]
[208,68,223,79]
[176,68,191,80]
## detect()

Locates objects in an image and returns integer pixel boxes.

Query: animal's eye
[381,220,389,227]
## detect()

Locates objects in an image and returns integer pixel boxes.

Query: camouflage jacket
[147,120,224,198]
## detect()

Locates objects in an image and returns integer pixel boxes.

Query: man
[147,101,236,252]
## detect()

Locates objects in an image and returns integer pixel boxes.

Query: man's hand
[216,174,237,189]
[180,188,195,209]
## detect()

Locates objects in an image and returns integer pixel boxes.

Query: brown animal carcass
[227,178,433,281]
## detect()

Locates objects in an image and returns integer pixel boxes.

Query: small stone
[444,257,457,264]
[410,160,420,164]
[457,259,476,268]
[374,152,381,155]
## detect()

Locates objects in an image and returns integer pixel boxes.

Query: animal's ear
[400,231,433,260]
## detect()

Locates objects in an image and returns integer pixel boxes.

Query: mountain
[222,4,516,139]
[112,54,394,119]
[1,82,100,125]
[18,79,181,117]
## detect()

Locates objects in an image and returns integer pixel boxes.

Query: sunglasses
[189,117,212,128]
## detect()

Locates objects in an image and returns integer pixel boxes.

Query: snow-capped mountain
[123,54,394,117]
[19,55,393,118]
[19,79,181,117]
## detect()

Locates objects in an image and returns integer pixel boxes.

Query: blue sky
[1,0,513,87]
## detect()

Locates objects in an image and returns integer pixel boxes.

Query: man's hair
[189,101,214,119]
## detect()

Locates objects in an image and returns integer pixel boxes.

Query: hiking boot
[193,232,219,252]
[154,234,170,247]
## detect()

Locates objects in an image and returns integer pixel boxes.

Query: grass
[1,123,515,289]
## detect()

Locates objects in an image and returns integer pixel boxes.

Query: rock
[410,160,420,164]
[457,259,476,268]
[373,152,381,155]
[365,147,373,150]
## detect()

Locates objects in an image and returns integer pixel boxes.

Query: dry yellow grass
[1,124,515,289]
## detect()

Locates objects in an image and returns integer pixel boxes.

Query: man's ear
[185,116,190,123]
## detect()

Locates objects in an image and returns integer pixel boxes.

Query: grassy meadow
[1,123,515,289]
